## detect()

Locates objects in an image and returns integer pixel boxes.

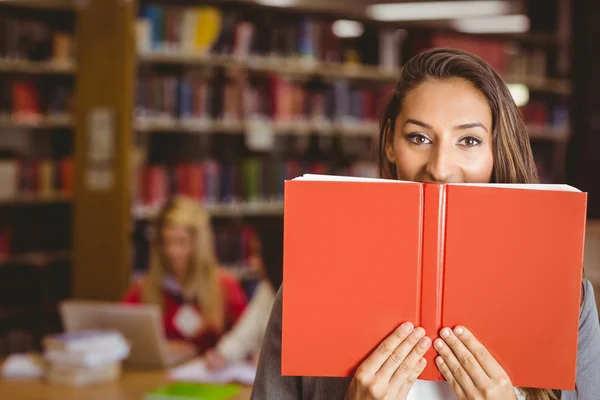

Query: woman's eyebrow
[403,119,432,129]
[454,122,488,133]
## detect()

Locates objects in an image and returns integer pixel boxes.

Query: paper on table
[168,358,256,385]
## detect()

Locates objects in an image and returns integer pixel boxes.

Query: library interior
[0,0,599,399]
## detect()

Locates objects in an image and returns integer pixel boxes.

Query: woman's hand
[204,349,228,371]
[434,326,517,400]
[344,322,431,400]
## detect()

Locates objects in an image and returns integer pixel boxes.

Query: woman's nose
[424,145,454,183]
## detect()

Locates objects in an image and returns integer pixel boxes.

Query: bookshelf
[0,0,76,355]
[70,0,574,307]
[127,0,572,294]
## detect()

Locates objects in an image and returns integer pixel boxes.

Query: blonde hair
[142,196,225,333]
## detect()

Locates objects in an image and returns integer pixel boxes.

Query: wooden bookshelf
[0,194,72,206]
[0,115,74,129]
[0,0,75,11]
[138,51,571,94]
[0,250,71,266]
[135,117,378,137]
[136,116,567,142]
[527,125,571,142]
[0,59,76,75]
[132,200,284,220]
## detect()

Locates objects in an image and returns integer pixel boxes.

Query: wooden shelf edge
[136,118,566,142]
[138,51,571,94]
[0,250,71,266]
[0,194,73,205]
[138,51,399,82]
[0,115,74,129]
[0,0,75,11]
[133,201,284,220]
[526,125,570,142]
[135,117,378,137]
[0,59,76,74]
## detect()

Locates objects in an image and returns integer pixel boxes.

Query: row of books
[0,78,74,120]
[42,330,129,386]
[519,101,569,130]
[214,223,259,266]
[137,5,401,68]
[133,159,377,209]
[136,72,388,126]
[413,34,552,80]
[0,17,74,64]
[136,4,559,82]
[0,157,74,200]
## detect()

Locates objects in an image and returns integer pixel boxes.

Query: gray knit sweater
[251,279,600,399]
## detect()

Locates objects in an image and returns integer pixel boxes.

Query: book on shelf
[0,77,74,120]
[0,157,73,200]
[136,70,385,129]
[0,17,74,65]
[134,159,377,210]
[281,174,587,390]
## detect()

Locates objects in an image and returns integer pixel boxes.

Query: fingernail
[434,339,444,349]
[414,327,425,338]
[403,322,414,332]
[436,356,444,365]
[420,337,431,348]
[440,328,450,339]
[454,326,464,336]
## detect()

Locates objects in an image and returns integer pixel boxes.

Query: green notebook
[145,382,241,400]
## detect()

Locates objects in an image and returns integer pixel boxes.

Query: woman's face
[160,224,194,279]
[386,78,494,184]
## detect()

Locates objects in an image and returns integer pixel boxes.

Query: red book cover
[59,158,74,197]
[281,174,587,390]
[12,81,40,119]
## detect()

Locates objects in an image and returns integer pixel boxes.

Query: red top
[122,271,247,353]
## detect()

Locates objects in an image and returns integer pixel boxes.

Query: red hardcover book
[281,174,587,390]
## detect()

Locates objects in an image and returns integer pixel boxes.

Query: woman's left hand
[434,326,517,400]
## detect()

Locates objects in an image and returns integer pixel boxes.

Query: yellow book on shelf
[193,7,222,53]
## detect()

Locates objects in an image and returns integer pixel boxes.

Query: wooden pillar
[72,0,136,300]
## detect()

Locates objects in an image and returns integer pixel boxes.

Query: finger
[436,356,466,399]
[396,357,427,399]
[357,322,415,378]
[453,326,505,379]
[376,327,428,382]
[438,327,489,388]
[433,337,477,396]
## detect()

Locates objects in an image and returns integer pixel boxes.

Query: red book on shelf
[281,174,587,390]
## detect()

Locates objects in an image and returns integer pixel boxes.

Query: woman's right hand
[344,322,431,400]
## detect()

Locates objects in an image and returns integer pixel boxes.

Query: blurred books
[1,353,46,379]
[42,329,130,386]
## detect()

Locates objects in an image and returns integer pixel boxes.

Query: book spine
[420,183,447,381]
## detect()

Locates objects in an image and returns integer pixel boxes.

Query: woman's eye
[407,133,432,145]
[459,136,481,147]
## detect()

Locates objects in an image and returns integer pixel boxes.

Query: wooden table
[0,370,252,400]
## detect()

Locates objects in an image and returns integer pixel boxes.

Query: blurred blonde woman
[123,196,247,353]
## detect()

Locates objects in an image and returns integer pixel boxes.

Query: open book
[281,174,587,390]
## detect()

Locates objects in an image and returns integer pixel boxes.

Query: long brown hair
[142,196,225,333]
[377,48,560,400]
[378,47,539,185]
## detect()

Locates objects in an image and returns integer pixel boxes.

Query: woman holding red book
[122,196,247,354]
[251,48,600,400]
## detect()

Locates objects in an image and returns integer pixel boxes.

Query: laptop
[59,300,196,369]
